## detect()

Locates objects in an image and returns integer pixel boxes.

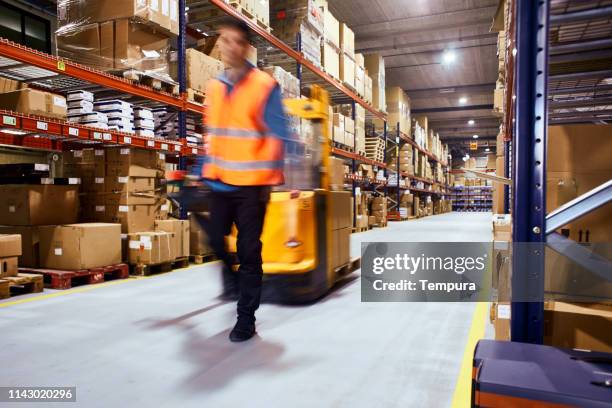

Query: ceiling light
[512,47,517,57]
[462,156,468,162]
[485,148,490,152]
[442,50,456,64]
[459,97,468,104]
[468,120,475,125]
[473,135,479,139]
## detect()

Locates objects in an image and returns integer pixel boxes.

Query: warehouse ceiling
[328,0,501,155]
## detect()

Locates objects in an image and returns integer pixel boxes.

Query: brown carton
[329,191,352,230]
[155,219,189,259]
[105,147,158,176]
[0,257,18,278]
[104,173,159,205]
[114,19,170,71]
[0,226,40,267]
[189,213,213,256]
[39,223,122,270]
[105,204,158,233]
[0,89,47,117]
[0,185,79,226]
[128,231,173,265]
[0,234,21,258]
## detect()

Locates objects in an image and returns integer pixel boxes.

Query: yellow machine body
[226,86,350,302]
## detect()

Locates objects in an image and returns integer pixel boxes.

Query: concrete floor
[0,212,492,408]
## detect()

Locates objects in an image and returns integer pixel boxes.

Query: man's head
[217,18,251,69]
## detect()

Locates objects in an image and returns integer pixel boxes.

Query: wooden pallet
[0,273,44,299]
[228,1,272,33]
[187,88,205,105]
[130,257,190,277]
[19,264,129,290]
[119,69,179,95]
[189,253,217,265]
[332,141,354,152]
[352,225,372,233]
[335,257,361,277]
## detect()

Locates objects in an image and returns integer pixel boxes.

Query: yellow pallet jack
[225,85,360,303]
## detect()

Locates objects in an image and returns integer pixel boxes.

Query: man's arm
[263,84,291,140]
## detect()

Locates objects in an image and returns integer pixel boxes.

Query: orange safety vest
[202,68,285,186]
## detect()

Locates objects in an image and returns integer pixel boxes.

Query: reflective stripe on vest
[202,69,285,186]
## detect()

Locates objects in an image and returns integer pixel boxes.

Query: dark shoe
[229,319,256,342]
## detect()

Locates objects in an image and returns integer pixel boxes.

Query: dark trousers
[207,186,270,324]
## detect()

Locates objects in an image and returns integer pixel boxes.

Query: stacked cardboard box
[490,214,512,340]
[399,193,413,219]
[355,53,366,97]
[364,74,373,106]
[329,191,351,268]
[364,54,386,112]
[189,214,213,257]
[370,196,387,226]
[172,49,224,94]
[154,219,190,260]
[413,116,428,149]
[39,223,122,270]
[0,88,67,120]
[0,77,26,93]
[253,0,270,26]
[270,0,323,67]
[387,144,414,175]
[339,23,355,88]
[354,192,369,229]
[328,156,345,191]
[373,87,411,134]
[0,235,21,278]
[263,66,300,99]
[57,17,172,75]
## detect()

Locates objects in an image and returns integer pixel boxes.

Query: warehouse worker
[201,17,289,342]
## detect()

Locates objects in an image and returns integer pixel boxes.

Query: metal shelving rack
[510,0,612,343]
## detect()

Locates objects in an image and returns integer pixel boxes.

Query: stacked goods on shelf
[328,156,346,191]
[413,116,428,149]
[354,191,369,230]
[364,73,373,105]
[339,24,355,89]
[57,0,179,37]
[0,85,67,120]
[196,35,257,67]
[269,0,324,67]
[189,214,213,258]
[492,128,506,214]
[56,15,174,79]
[95,99,134,134]
[355,105,366,155]
[253,0,270,27]
[387,144,414,175]
[373,87,411,135]
[399,192,413,219]
[365,136,385,163]
[0,235,21,278]
[152,109,201,145]
[134,107,155,138]
[263,66,301,99]
[153,219,190,260]
[321,7,341,80]
[355,54,366,98]
[170,48,224,94]
[67,90,108,129]
[329,191,351,268]
[364,53,386,112]
[490,214,512,340]
[370,196,387,226]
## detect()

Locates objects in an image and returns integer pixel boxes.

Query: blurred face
[218,26,249,69]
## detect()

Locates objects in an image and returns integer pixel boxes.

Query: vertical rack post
[296,32,302,87]
[351,101,357,228]
[396,125,400,210]
[504,139,511,213]
[178,0,188,220]
[511,0,549,344]
[383,121,388,200]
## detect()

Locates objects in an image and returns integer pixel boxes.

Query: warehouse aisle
[0,212,491,408]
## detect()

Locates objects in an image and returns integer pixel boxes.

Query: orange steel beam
[207,0,385,120]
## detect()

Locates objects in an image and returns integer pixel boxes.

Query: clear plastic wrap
[56,0,177,77]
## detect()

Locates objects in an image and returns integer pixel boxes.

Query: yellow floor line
[450,302,488,408]
[0,261,218,309]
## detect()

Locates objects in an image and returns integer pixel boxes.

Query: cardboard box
[340,53,355,88]
[0,89,66,119]
[329,191,352,230]
[104,174,158,205]
[0,77,25,93]
[0,185,79,226]
[544,302,612,353]
[39,223,122,270]
[324,8,339,46]
[105,147,158,176]
[56,22,113,70]
[0,234,21,258]
[174,49,224,93]
[0,257,18,278]
[128,231,173,265]
[114,19,170,71]
[331,227,350,269]
[340,23,354,56]
[0,226,40,267]
[491,302,511,341]
[329,156,345,191]
[189,213,213,256]
[322,42,340,79]
[105,204,158,233]
[155,219,189,259]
